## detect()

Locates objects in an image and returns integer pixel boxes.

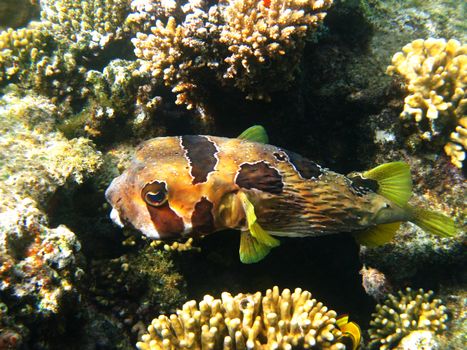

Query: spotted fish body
[106,128,456,262]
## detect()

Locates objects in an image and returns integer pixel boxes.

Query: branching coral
[368,287,449,350]
[0,0,132,94]
[386,38,467,167]
[137,286,355,350]
[132,0,333,109]
[40,0,131,52]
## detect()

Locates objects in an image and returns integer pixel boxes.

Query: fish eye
[142,181,168,207]
[144,190,167,207]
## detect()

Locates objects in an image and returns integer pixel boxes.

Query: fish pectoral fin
[238,192,280,248]
[352,222,401,247]
[237,125,269,144]
[239,230,272,264]
[363,161,412,207]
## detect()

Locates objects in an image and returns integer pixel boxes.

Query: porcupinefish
[105,126,456,263]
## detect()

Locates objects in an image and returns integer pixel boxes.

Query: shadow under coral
[180,229,375,329]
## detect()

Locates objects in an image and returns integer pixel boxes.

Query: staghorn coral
[368,288,449,350]
[132,0,332,109]
[386,38,467,167]
[137,286,354,350]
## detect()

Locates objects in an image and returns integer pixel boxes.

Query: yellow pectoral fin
[239,231,272,264]
[352,222,401,247]
[363,161,412,207]
[238,192,280,248]
[336,315,361,350]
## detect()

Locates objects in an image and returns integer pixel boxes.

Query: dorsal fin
[353,222,401,247]
[238,125,269,143]
[363,162,412,207]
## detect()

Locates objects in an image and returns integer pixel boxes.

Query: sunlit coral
[132,0,333,109]
[368,287,449,350]
[40,0,130,51]
[137,286,355,350]
[0,92,100,318]
[386,38,467,167]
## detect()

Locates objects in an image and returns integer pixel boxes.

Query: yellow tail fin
[408,206,457,238]
[363,162,412,207]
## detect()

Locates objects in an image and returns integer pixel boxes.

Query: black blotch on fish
[143,181,184,238]
[191,197,215,237]
[284,150,322,179]
[348,175,379,196]
[273,151,288,162]
[181,135,218,184]
[235,161,283,194]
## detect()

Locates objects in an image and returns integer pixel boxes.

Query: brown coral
[132,0,333,109]
[136,286,356,350]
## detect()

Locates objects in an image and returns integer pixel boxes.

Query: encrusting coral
[0,92,101,339]
[368,287,449,350]
[137,286,358,350]
[386,38,467,167]
[131,0,333,109]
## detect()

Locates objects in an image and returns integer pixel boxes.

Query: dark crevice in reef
[79,39,137,72]
[180,230,376,330]
[47,181,127,260]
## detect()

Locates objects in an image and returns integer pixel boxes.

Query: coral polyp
[368,288,449,350]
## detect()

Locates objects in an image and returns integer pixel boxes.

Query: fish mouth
[110,208,124,228]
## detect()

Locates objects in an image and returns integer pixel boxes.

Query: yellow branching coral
[136,286,358,350]
[368,288,449,350]
[132,0,332,109]
[386,38,467,167]
[0,24,49,84]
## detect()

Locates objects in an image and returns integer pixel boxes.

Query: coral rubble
[132,0,333,109]
[137,286,355,350]
[368,288,449,350]
[386,38,466,167]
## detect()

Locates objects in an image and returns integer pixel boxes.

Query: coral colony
[0,0,464,349]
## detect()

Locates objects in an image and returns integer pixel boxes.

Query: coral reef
[386,38,466,167]
[0,91,101,342]
[89,245,186,318]
[137,286,355,350]
[368,288,449,350]
[132,0,333,109]
[359,265,393,302]
[40,0,131,52]
[0,0,40,30]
